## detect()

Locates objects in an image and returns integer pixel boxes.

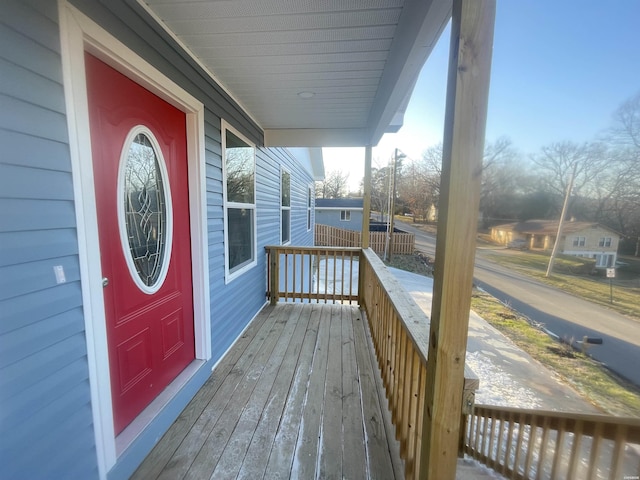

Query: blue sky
[324,0,640,188]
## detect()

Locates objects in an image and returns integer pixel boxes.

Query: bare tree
[421,144,443,206]
[394,146,440,222]
[532,141,609,212]
[316,169,350,199]
[602,91,640,253]
[479,137,528,227]
[369,165,392,221]
[610,91,640,150]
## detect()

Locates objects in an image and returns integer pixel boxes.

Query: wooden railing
[315,224,415,255]
[358,248,479,480]
[266,245,640,479]
[465,404,640,479]
[266,246,479,478]
[265,246,360,304]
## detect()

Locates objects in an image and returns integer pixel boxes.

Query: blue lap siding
[1,0,315,479]
[0,1,99,479]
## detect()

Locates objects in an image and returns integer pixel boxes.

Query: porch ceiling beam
[421,0,495,478]
[263,128,369,148]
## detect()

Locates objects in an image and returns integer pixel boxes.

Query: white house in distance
[315,198,364,231]
[491,220,621,268]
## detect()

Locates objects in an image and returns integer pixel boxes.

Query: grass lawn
[471,289,640,417]
[483,250,640,321]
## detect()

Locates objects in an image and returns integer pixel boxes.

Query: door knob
[102,277,109,287]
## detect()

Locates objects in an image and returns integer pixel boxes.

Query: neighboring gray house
[315,198,364,231]
[0,1,439,479]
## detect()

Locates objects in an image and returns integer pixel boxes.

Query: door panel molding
[59,2,210,476]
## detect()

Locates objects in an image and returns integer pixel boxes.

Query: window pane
[282,171,291,207]
[228,207,254,270]
[282,210,291,243]
[226,131,254,203]
[123,133,167,287]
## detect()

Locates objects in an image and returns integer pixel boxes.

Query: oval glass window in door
[118,126,173,293]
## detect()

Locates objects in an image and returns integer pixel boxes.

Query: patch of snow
[465,351,541,410]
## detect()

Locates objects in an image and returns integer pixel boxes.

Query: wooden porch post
[358,145,372,305]
[420,0,495,478]
[361,145,372,249]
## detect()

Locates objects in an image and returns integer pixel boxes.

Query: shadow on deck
[133,303,404,479]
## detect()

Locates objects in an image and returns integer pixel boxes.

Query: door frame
[59,2,211,477]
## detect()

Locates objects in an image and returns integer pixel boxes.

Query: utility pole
[387,148,405,262]
[546,163,577,277]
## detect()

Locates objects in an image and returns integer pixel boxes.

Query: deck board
[291,305,332,478]
[135,305,275,480]
[342,307,367,480]
[262,305,322,479]
[132,303,403,480]
[236,305,313,480]
[318,305,344,478]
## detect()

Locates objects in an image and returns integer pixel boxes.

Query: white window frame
[59,3,211,477]
[573,236,586,247]
[222,120,257,282]
[596,253,615,268]
[307,185,313,231]
[280,168,291,245]
[340,210,351,221]
[599,237,612,247]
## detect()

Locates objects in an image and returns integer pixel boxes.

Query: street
[395,219,640,387]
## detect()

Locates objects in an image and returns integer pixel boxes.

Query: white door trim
[58,2,211,477]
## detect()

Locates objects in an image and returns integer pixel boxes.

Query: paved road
[396,219,640,387]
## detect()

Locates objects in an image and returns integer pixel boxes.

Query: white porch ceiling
[140,0,452,147]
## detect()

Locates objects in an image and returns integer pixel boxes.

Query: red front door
[85,54,195,434]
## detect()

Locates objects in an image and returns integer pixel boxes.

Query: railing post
[458,389,475,457]
[269,247,279,305]
[358,248,366,306]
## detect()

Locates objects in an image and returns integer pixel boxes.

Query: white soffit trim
[264,128,369,148]
[309,148,325,181]
[287,147,324,181]
[368,0,452,144]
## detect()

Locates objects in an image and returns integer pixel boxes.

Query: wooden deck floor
[133,303,404,480]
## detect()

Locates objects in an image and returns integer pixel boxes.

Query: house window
[223,125,256,279]
[573,236,585,247]
[281,170,291,244]
[599,237,612,247]
[340,210,351,221]
[596,253,614,268]
[307,186,313,231]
